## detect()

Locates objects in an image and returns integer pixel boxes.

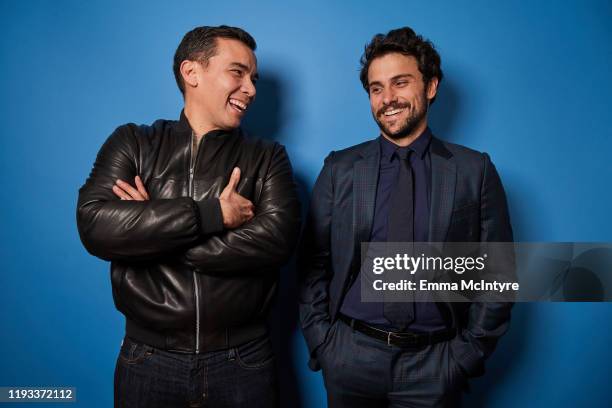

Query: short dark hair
[173,25,257,95]
[359,27,443,103]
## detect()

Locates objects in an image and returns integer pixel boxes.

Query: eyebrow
[369,73,415,87]
[229,62,259,81]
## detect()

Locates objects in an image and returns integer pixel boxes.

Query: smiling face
[367,52,438,144]
[183,38,258,132]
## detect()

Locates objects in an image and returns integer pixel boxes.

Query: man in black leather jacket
[77,25,300,408]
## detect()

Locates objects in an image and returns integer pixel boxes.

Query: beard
[373,92,428,140]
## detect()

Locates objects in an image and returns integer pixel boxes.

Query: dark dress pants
[318,319,466,408]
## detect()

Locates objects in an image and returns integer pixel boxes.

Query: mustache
[377,102,411,117]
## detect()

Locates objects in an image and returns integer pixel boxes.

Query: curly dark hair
[173,25,257,95]
[359,27,443,103]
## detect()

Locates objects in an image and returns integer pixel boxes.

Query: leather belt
[339,314,458,348]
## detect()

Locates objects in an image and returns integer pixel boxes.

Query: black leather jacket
[77,112,301,353]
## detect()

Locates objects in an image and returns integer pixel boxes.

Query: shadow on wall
[267,171,310,408]
[462,172,540,406]
[243,74,284,142]
[463,304,531,407]
[433,76,533,407]
[429,74,462,144]
[243,71,306,408]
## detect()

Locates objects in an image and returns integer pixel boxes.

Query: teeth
[384,108,404,116]
[229,99,247,111]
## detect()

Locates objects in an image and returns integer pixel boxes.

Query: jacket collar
[429,133,453,161]
[176,109,192,134]
[175,109,240,139]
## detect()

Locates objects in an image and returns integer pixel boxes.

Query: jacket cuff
[195,198,224,235]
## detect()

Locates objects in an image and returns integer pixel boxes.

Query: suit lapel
[429,137,456,242]
[353,140,380,252]
[331,140,380,317]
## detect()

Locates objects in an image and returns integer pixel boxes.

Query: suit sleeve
[451,152,515,377]
[76,125,217,262]
[298,152,335,370]
[181,144,301,273]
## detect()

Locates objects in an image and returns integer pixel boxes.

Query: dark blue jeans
[318,320,466,408]
[114,335,278,408]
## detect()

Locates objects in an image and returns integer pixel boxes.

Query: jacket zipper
[189,132,201,354]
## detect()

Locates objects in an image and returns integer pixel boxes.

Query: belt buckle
[387,331,418,347]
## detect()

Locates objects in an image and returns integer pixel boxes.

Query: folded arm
[182,144,301,274]
[76,125,222,262]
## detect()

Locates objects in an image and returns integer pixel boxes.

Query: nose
[381,87,395,106]
[241,77,256,100]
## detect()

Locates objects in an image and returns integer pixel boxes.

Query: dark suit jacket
[299,135,514,376]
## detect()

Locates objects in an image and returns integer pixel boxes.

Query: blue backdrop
[1,0,611,406]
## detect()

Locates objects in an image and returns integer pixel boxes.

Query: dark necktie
[383,148,416,330]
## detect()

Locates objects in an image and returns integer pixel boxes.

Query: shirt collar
[379,127,432,161]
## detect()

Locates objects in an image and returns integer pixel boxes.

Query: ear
[426,77,439,101]
[180,60,200,90]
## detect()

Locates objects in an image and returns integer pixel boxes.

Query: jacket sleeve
[451,153,515,377]
[298,152,335,371]
[76,125,220,262]
[182,144,301,273]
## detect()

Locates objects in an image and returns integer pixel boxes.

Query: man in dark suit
[299,26,513,407]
